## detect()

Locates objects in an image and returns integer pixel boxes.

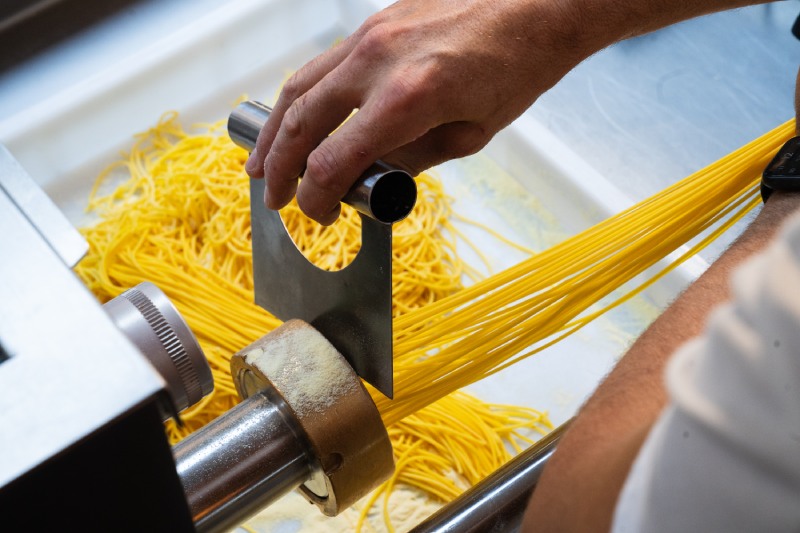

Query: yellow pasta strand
[355,392,551,532]
[378,119,794,425]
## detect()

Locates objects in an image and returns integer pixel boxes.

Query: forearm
[523,191,800,533]
[563,0,770,54]
[520,0,771,69]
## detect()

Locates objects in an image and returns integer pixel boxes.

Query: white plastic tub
[0,0,707,529]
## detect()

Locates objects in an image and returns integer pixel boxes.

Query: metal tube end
[228,101,271,153]
[104,282,213,415]
[342,161,417,224]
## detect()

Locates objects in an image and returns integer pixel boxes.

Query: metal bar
[0,144,87,267]
[228,100,416,224]
[410,422,570,533]
[173,388,315,533]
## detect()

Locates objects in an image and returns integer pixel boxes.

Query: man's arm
[522,66,800,533]
[522,191,800,533]
[245,0,767,224]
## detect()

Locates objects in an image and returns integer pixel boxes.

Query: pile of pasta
[75,113,551,529]
[77,106,795,530]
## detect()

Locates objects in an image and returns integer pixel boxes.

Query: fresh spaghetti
[75,112,551,518]
[356,392,547,531]
[379,119,796,425]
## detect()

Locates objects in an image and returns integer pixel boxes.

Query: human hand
[245,0,587,224]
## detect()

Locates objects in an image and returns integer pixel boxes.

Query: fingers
[263,82,360,211]
[294,121,491,226]
[245,35,360,179]
[293,85,437,224]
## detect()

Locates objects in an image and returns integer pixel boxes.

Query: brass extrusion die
[230,319,395,516]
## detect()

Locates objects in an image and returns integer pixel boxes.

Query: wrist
[736,191,800,254]
[555,0,769,57]
[760,191,800,218]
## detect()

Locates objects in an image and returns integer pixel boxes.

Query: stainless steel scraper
[228,101,416,398]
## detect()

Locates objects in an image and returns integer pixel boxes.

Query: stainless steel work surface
[533,3,799,203]
[530,2,800,259]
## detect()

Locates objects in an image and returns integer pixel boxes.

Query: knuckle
[281,101,305,140]
[376,74,430,119]
[354,23,397,62]
[305,145,345,193]
[446,124,491,158]
[379,61,444,118]
[280,72,305,104]
[360,11,386,33]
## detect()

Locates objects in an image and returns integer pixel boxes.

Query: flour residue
[245,322,356,416]
[240,484,443,533]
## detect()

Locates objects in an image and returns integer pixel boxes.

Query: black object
[0,0,145,73]
[793,9,800,40]
[762,136,800,202]
[0,402,195,532]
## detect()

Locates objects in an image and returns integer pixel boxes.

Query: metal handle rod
[409,422,570,533]
[228,100,417,224]
[173,387,317,533]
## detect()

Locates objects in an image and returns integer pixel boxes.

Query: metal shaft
[173,387,316,533]
[228,100,417,224]
[409,422,569,533]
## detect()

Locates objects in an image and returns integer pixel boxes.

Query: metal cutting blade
[229,101,416,398]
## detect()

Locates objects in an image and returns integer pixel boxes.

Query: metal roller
[409,422,569,533]
[174,319,394,532]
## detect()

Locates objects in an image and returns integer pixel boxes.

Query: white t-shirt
[612,212,800,532]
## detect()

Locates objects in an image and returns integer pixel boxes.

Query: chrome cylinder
[409,422,569,533]
[173,386,314,533]
[228,100,417,224]
[174,320,394,532]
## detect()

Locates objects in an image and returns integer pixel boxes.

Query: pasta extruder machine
[2,0,795,529]
[0,107,564,532]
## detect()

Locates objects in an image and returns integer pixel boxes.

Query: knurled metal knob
[104,281,213,415]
